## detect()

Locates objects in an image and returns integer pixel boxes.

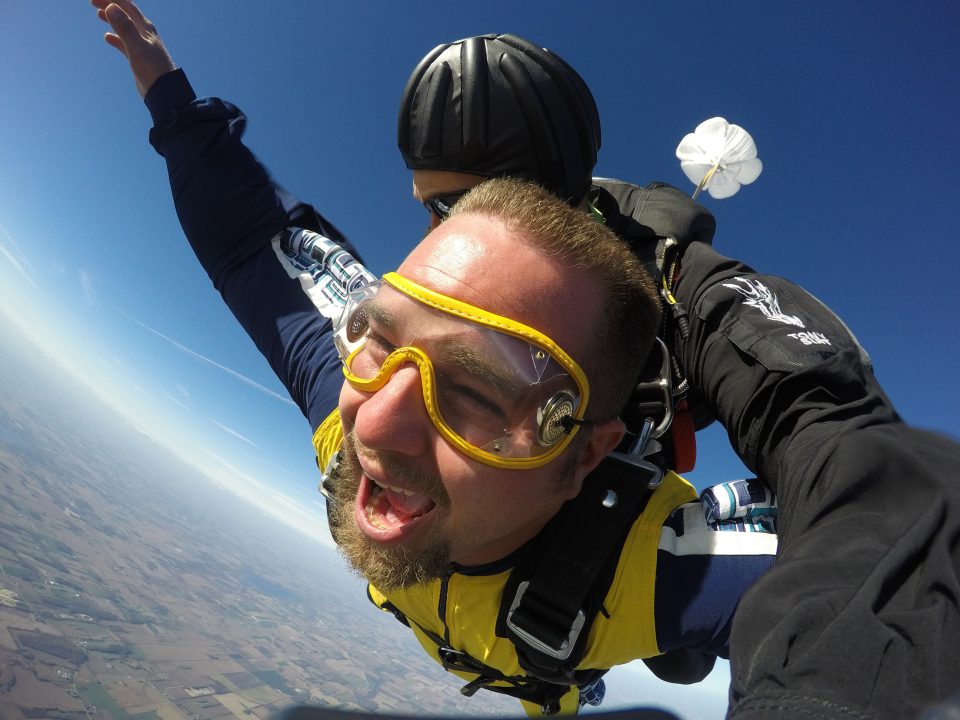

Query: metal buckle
[506,581,585,660]
[608,417,665,489]
[318,451,341,500]
[630,338,674,441]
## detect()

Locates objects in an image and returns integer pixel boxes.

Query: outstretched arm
[92,0,362,430]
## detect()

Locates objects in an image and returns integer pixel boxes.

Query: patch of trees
[41,593,120,621]
[15,630,87,665]
[1,563,40,581]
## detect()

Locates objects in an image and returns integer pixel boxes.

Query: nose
[347,363,433,458]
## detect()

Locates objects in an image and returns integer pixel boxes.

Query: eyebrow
[437,340,522,397]
[363,300,399,332]
[364,295,530,395]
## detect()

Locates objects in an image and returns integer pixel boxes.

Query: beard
[327,431,452,591]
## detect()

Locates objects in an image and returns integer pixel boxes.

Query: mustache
[344,431,450,507]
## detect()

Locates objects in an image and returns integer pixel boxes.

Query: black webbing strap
[409,618,572,713]
[498,452,661,680]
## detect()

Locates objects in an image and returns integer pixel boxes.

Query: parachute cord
[660,274,691,402]
[691,162,720,201]
[661,276,690,343]
[661,275,678,306]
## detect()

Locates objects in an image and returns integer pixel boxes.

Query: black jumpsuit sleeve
[673,241,900,491]
[673,241,960,719]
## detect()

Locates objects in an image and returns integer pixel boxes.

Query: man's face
[332,213,616,589]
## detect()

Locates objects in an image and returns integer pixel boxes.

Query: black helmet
[398,34,601,205]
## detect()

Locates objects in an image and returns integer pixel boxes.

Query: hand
[92,0,176,98]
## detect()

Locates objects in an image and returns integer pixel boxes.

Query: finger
[92,0,110,24]
[103,3,141,44]
[103,32,128,57]
[107,0,153,32]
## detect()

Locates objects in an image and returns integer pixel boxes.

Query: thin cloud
[198,449,334,548]
[208,417,260,448]
[174,382,192,403]
[0,226,39,288]
[161,390,192,412]
[109,303,296,408]
[161,383,194,412]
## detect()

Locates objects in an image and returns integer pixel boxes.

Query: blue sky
[1,2,958,715]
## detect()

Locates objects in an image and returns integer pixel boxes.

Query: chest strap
[411,616,576,714]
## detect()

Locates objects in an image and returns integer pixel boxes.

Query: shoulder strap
[497,443,664,682]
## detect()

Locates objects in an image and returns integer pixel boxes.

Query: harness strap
[411,618,573,714]
[498,452,660,681]
[369,450,664,713]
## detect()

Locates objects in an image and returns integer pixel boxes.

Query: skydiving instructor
[92,1,960,719]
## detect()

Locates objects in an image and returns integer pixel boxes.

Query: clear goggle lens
[334,274,590,469]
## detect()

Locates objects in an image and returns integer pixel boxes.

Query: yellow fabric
[370,472,697,714]
[580,472,697,667]
[368,575,581,716]
[383,272,589,408]
[314,414,698,715]
[313,409,343,471]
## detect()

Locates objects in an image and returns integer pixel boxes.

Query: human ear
[563,418,626,498]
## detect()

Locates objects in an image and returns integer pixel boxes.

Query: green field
[78,683,130,720]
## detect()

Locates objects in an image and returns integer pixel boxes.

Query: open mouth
[356,475,437,541]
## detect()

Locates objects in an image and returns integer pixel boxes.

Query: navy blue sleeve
[142,69,352,429]
[653,500,777,657]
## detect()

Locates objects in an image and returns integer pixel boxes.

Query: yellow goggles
[334,272,591,469]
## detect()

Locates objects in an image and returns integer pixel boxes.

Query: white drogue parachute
[676,117,763,200]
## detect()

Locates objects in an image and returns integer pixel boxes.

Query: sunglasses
[422,190,469,219]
